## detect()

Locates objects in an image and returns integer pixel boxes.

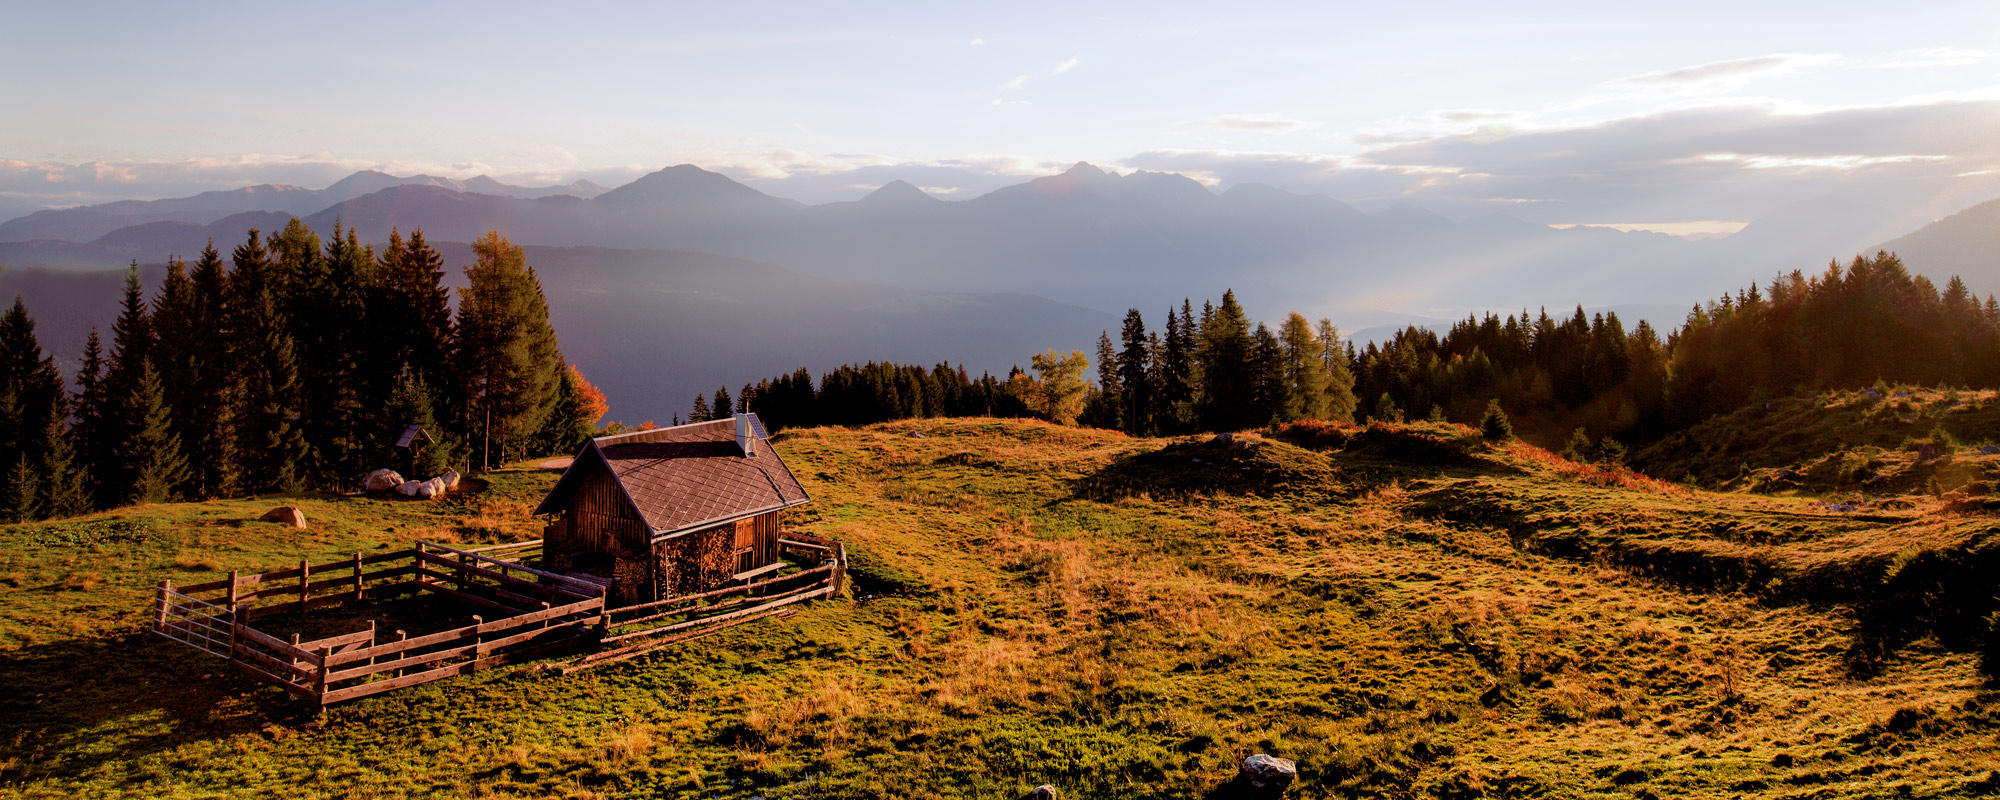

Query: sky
[6,1,2000,230]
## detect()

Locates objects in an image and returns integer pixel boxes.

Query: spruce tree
[148,255,203,497]
[1118,309,1151,435]
[126,362,190,505]
[691,393,711,423]
[713,386,733,421]
[187,242,240,498]
[98,265,155,505]
[384,373,453,477]
[73,328,108,508]
[0,296,67,511]
[1480,399,1514,442]
[231,229,309,493]
[1250,323,1287,426]
[1092,330,1122,431]
[1194,290,1254,431]
[37,415,88,519]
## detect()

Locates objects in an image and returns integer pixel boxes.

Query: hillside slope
[1632,387,2000,496]
[1,420,1995,798]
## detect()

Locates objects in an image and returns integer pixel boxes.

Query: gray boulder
[440,469,461,489]
[395,480,424,497]
[364,469,404,491]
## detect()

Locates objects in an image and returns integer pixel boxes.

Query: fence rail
[149,533,844,705]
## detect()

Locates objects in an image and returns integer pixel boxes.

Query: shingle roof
[532,415,810,536]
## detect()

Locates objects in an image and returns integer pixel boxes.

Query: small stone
[1239,754,1297,796]
[908,432,927,439]
[259,506,307,528]
[1022,786,1059,800]
[1211,433,1235,446]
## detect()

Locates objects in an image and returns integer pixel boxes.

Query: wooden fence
[149,534,844,703]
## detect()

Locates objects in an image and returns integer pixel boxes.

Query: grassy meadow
[1,416,1996,798]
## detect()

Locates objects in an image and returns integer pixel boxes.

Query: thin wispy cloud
[1053,57,1081,75]
[1202,113,1320,133]
[1000,74,1029,91]
[1607,53,1837,87]
[1861,47,1997,69]
[968,37,985,46]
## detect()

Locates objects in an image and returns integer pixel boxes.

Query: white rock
[395,480,424,497]
[439,469,461,490]
[364,469,404,491]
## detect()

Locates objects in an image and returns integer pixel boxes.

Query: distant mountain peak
[1062,161,1108,177]
[859,180,940,206]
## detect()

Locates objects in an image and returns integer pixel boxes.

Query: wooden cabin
[532,413,811,606]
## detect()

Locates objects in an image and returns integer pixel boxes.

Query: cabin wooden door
[732,519,758,574]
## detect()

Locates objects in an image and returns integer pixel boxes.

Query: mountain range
[1,164,1993,420]
[0,171,602,243]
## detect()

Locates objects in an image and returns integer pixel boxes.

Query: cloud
[1202,113,1321,133]
[1128,100,2000,223]
[1000,74,1028,90]
[1608,53,1837,87]
[968,37,985,46]
[991,98,1032,106]
[1862,47,1997,69]
[1053,57,1080,75]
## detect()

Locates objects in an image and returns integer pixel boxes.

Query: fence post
[313,645,330,703]
[298,559,310,616]
[154,579,171,632]
[470,615,484,672]
[394,630,408,677]
[353,552,364,600]
[226,569,239,612]
[415,542,427,588]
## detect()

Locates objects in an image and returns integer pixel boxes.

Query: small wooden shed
[532,413,811,606]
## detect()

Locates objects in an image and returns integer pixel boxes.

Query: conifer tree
[73,328,108,507]
[185,242,239,497]
[1091,330,1123,430]
[1250,323,1287,426]
[148,255,203,497]
[0,296,67,513]
[126,362,190,504]
[713,386,733,421]
[1316,319,1358,423]
[231,229,309,493]
[1195,290,1254,431]
[384,373,453,477]
[36,415,88,519]
[1118,309,1152,435]
[458,232,564,468]
[97,265,155,505]
[691,393,711,422]
[1480,399,1514,442]
[1279,312,1330,421]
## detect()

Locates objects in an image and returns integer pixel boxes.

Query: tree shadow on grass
[1067,429,1516,506]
